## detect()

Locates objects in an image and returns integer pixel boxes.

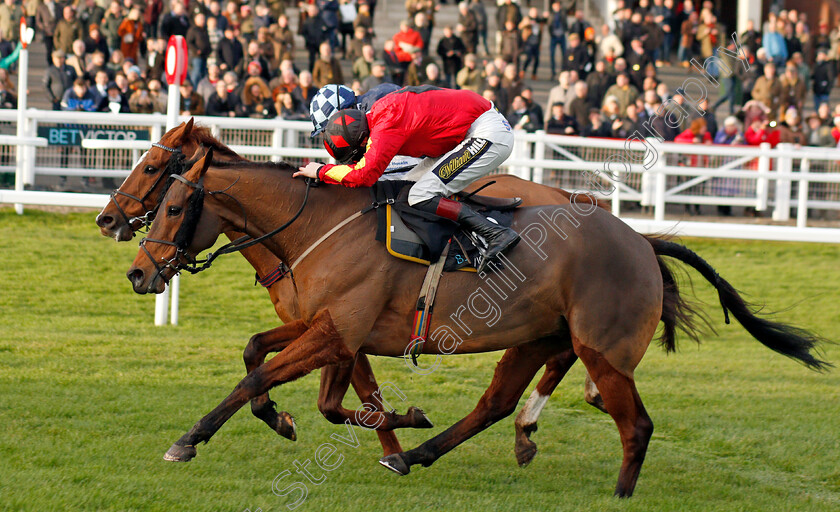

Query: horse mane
[191,125,248,161]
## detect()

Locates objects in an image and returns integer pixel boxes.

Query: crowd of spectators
[0,0,836,158]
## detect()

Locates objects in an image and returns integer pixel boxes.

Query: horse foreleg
[243,320,309,441]
[513,348,579,467]
[165,310,353,462]
[318,355,433,434]
[379,338,570,476]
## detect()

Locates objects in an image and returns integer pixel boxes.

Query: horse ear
[183,117,195,137]
[183,147,213,181]
[200,147,214,175]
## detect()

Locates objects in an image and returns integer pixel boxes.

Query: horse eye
[144,165,157,174]
[167,205,183,216]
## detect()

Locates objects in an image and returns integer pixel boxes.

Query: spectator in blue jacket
[61,78,99,111]
[763,20,787,63]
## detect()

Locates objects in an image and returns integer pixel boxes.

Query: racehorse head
[96,119,197,241]
[126,148,223,294]
[96,119,245,242]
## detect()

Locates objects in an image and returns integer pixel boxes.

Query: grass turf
[0,208,838,512]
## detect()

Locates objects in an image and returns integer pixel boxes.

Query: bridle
[109,142,188,232]
[137,171,315,289]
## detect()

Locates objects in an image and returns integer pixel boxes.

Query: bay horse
[126,151,828,497]
[95,120,610,465]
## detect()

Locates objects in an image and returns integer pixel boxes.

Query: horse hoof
[408,406,433,429]
[163,443,196,462]
[515,439,538,467]
[277,411,297,441]
[379,454,410,475]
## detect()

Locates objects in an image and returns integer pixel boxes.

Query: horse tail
[646,236,832,371]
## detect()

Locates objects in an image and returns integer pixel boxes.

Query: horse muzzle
[127,266,166,295]
[96,212,135,241]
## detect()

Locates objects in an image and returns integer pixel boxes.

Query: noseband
[110,142,187,232]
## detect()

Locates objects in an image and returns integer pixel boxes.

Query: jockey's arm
[296,129,407,187]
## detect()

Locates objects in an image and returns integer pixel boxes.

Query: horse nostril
[127,268,144,287]
[96,214,115,228]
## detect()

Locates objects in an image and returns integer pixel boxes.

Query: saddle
[372,180,521,272]
[370,180,521,363]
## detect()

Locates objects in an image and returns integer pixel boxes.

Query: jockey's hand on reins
[294,162,324,179]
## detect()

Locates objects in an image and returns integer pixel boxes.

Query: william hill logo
[437,138,489,180]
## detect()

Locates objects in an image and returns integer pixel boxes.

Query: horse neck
[205,166,369,267]
[189,148,281,279]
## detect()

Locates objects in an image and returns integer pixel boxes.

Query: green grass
[1,208,839,512]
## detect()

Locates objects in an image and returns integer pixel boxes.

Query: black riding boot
[414,196,520,273]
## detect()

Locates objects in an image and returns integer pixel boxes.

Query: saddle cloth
[372,180,518,272]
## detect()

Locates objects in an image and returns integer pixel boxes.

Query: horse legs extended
[379,337,570,475]
[243,323,417,455]
[318,356,432,435]
[573,341,653,498]
[243,320,308,441]
[513,349,579,467]
[165,310,353,462]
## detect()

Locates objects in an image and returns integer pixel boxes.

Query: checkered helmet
[310,85,357,137]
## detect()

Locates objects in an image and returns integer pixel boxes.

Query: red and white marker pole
[155,35,189,326]
[14,16,33,215]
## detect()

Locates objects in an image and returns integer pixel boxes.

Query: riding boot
[413,196,520,273]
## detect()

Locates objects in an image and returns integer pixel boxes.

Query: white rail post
[271,128,284,163]
[652,138,667,222]
[155,80,182,326]
[169,269,180,325]
[532,130,545,184]
[284,127,297,162]
[756,142,770,211]
[773,143,792,222]
[796,157,809,228]
[13,41,28,215]
[25,118,37,185]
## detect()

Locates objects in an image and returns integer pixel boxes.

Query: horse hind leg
[514,347,578,467]
[380,337,566,476]
[573,340,653,498]
[243,321,308,441]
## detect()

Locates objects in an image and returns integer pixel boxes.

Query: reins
[154,174,317,276]
[142,169,394,280]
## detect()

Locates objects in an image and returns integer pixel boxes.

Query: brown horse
[126,151,828,497]
[94,120,428,456]
[95,120,609,465]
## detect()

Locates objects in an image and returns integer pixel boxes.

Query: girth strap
[407,241,451,365]
[255,262,291,287]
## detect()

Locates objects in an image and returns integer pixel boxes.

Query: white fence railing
[2,110,840,243]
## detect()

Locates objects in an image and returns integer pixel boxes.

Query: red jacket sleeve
[318,125,408,187]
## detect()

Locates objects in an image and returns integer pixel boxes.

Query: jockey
[295,86,520,272]
[309,82,420,181]
[309,83,422,180]
[309,83,401,137]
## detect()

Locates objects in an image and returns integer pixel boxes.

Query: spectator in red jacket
[393,19,424,63]
[675,118,712,144]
